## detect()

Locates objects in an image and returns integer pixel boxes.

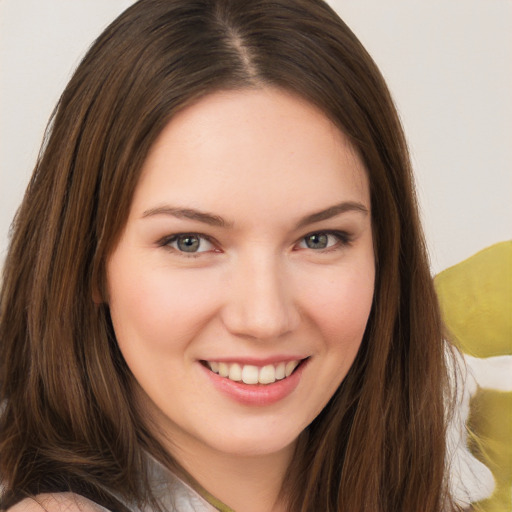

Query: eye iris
[305,233,328,249]
[177,235,200,252]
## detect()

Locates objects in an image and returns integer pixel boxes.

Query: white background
[1,0,511,274]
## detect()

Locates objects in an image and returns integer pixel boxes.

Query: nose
[220,252,300,341]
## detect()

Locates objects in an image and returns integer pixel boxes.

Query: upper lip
[199,356,309,366]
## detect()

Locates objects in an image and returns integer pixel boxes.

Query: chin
[213,433,298,458]
[197,413,311,459]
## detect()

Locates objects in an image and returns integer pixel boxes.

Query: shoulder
[7,493,111,512]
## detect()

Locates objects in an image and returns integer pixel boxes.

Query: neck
[164,437,295,512]
[138,387,298,512]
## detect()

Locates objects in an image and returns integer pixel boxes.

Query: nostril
[220,306,299,341]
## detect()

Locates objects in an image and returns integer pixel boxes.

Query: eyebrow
[296,201,369,228]
[141,201,368,229]
[142,206,231,227]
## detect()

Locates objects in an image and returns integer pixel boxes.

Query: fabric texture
[436,241,512,512]
[53,456,231,512]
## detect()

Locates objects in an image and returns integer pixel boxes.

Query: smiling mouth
[201,359,307,385]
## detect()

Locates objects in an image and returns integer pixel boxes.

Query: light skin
[106,87,375,512]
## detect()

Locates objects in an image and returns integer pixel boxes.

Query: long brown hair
[1,1,458,510]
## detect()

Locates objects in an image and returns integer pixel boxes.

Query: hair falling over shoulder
[1,1,462,510]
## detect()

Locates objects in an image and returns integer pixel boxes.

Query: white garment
[97,455,218,512]
[17,457,220,512]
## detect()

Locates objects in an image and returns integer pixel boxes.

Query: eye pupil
[305,233,328,249]
[177,235,200,252]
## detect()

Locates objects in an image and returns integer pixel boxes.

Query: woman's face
[107,88,375,461]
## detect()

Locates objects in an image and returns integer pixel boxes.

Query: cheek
[108,262,222,355]
[301,262,375,348]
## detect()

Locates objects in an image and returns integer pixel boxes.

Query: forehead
[129,87,370,224]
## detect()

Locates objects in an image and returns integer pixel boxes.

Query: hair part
[1,1,458,510]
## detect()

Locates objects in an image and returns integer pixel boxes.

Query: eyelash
[158,230,352,257]
[297,230,353,252]
[158,233,218,258]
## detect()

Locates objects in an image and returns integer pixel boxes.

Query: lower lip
[200,360,308,406]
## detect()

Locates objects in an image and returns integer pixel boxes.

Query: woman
[0,0,460,510]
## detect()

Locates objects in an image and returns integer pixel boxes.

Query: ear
[92,279,108,304]
[92,286,103,304]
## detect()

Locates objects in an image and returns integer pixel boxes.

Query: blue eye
[165,234,215,253]
[298,232,348,250]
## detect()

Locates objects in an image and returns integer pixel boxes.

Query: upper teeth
[207,360,300,385]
